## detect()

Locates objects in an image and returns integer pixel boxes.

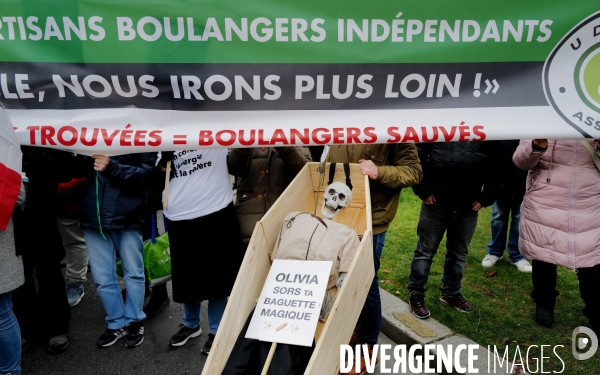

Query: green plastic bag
[116,232,171,287]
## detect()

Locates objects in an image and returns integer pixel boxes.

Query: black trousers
[12,208,71,340]
[531,260,600,327]
[12,252,71,339]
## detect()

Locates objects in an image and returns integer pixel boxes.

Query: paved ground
[21,277,414,375]
[21,278,209,375]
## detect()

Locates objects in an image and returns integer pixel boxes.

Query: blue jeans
[357,231,386,345]
[408,202,478,296]
[0,292,21,375]
[487,195,524,263]
[183,298,228,335]
[84,229,146,329]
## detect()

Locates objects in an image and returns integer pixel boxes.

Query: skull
[321,182,353,219]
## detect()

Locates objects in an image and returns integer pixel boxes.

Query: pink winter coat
[513,140,600,270]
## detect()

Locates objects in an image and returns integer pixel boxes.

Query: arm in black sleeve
[411,142,434,200]
[478,141,504,207]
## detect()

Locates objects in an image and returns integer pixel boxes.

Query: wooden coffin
[202,162,374,375]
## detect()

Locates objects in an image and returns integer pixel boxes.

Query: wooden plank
[304,230,374,375]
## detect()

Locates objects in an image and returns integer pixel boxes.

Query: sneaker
[408,291,430,319]
[48,335,68,354]
[144,295,170,318]
[440,293,474,313]
[201,333,216,355]
[169,324,202,347]
[97,327,127,348]
[125,321,145,348]
[481,254,500,268]
[512,259,533,273]
[66,281,85,307]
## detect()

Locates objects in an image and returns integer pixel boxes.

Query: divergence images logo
[544,11,600,137]
[572,326,598,360]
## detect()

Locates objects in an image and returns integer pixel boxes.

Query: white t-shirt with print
[163,149,233,221]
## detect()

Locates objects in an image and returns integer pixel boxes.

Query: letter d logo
[572,326,598,360]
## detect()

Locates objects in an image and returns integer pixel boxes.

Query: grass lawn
[380,189,599,374]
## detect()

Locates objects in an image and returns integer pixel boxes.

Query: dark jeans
[532,260,600,327]
[487,193,524,263]
[356,231,386,345]
[408,202,478,296]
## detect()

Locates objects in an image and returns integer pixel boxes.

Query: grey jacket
[0,182,25,295]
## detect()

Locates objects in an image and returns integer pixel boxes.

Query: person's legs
[168,302,202,347]
[58,217,88,307]
[202,297,229,355]
[11,254,41,344]
[531,260,558,308]
[57,217,88,284]
[407,202,450,293]
[486,198,509,257]
[183,302,202,329]
[356,231,386,345]
[531,260,558,327]
[507,195,525,263]
[85,229,127,330]
[207,297,228,335]
[441,207,478,297]
[113,229,146,326]
[0,292,21,375]
[33,255,71,339]
[577,264,600,332]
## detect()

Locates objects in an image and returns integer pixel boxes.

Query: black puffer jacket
[413,142,503,208]
[77,153,157,231]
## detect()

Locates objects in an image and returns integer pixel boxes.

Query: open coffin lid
[202,162,374,375]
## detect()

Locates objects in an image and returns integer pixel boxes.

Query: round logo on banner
[544,12,600,137]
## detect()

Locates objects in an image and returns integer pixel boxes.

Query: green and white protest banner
[0,0,598,152]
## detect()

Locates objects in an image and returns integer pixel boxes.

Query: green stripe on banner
[0,0,597,64]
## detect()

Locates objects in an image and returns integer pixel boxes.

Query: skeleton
[321,181,353,219]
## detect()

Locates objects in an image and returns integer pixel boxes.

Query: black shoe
[201,333,216,355]
[535,308,554,328]
[48,335,69,354]
[97,327,127,348]
[408,291,431,319]
[440,293,474,313]
[125,321,145,348]
[169,324,202,347]
[144,295,171,318]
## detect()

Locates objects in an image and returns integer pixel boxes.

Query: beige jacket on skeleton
[271,211,359,289]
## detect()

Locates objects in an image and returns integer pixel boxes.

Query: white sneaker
[512,259,533,273]
[482,254,500,268]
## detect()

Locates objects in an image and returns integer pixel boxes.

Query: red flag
[0,108,22,231]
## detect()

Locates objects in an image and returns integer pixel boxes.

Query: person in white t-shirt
[159,149,244,353]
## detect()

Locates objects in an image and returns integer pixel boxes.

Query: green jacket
[327,144,422,234]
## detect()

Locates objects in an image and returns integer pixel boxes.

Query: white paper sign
[245,259,332,347]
